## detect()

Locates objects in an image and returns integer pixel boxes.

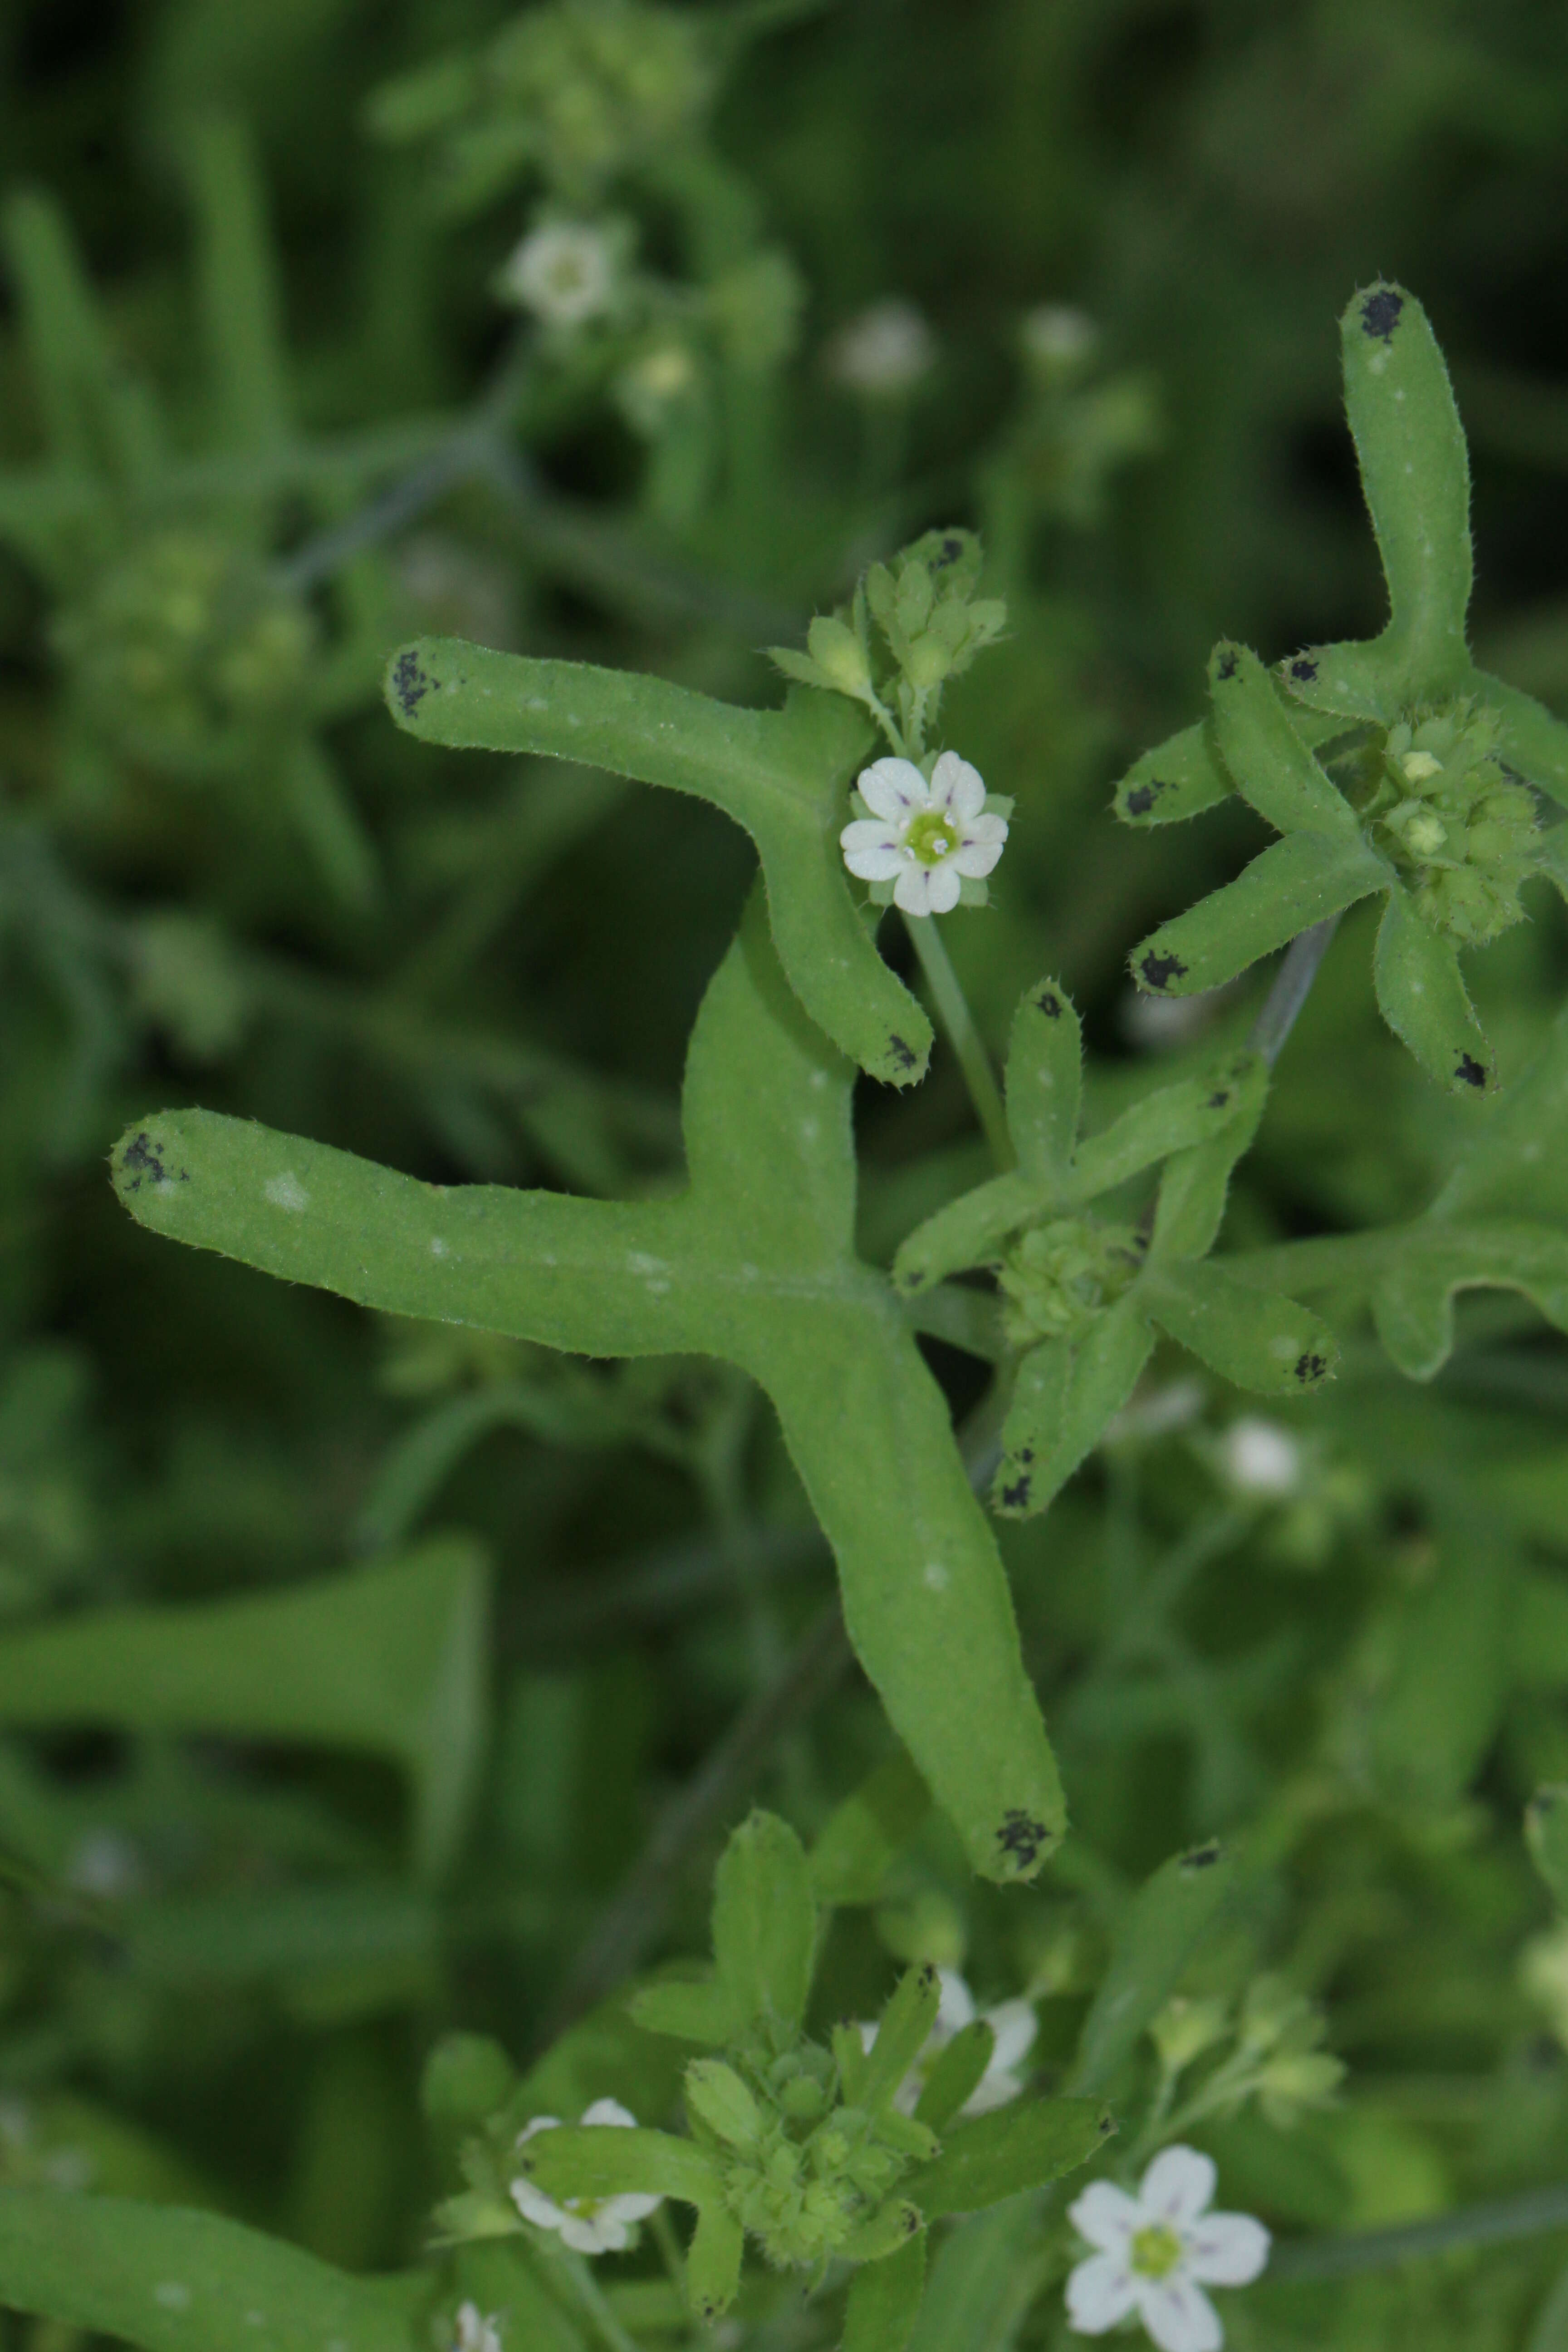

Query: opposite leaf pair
[893,982,1339,1517]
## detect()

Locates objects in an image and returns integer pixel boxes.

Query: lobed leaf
[1130,829,1387,999]
[382,639,931,1087]
[1369,1223,1568,1379]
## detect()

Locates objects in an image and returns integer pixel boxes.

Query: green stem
[903,914,1014,1172]
[564,2255,644,2352]
[1269,2180,1568,2283]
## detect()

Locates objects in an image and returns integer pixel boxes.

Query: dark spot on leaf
[1124,782,1158,818]
[903,2207,921,2235]
[1361,287,1404,343]
[1294,1352,1328,1383]
[1019,1446,1034,1464]
[1099,2112,1117,2136]
[1036,988,1062,1018]
[918,1962,937,1988]
[937,536,964,566]
[1181,1840,1223,1871]
[1216,650,1239,682]
[391,649,432,718]
[1205,1089,1230,1111]
[997,1810,1048,1866]
[1000,1473,1032,1510]
[1455,1053,1488,1089]
[118,1131,187,1193]
[1289,656,1318,684]
[1139,951,1187,992]
[887,1034,917,1073]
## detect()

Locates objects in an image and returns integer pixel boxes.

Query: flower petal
[1184,2212,1270,2288]
[514,2115,563,2148]
[1066,2252,1138,2335]
[560,2212,629,2254]
[924,862,963,914]
[935,1970,979,2037]
[982,1997,1038,2075]
[1140,2146,1217,2226]
[841,820,904,880]
[1136,2277,1222,2352]
[510,2174,568,2232]
[931,750,986,821]
[580,2097,638,2130]
[960,2065,1025,2116]
[894,865,936,916]
[604,2190,664,2226]
[952,832,1005,879]
[1068,2180,1142,2253]
[858,757,928,823]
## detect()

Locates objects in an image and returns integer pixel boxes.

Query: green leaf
[913,2024,995,2133]
[991,1307,1154,1521]
[1113,718,1232,826]
[0,1540,487,1882]
[1004,981,1082,1187]
[184,115,291,456]
[686,2202,745,2324]
[1071,1841,1241,2096]
[1477,671,1568,810]
[1370,1224,1568,1378]
[628,1978,743,2046]
[1,190,160,495]
[1371,1529,1511,1811]
[518,2125,719,2212]
[1206,642,1360,839]
[382,639,930,1087]
[1130,829,1387,998]
[891,1171,1036,1294]
[843,2230,926,2352]
[1068,1054,1261,1206]
[902,2098,1110,2217]
[711,1810,817,2039]
[905,2203,1037,2352]
[114,892,1064,1884]
[861,1965,943,2111]
[1528,1788,1568,1914]
[0,2190,423,2352]
[809,1750,931,1907]
[1428,1005,1568,1224]
[1372,882,1495,1096]
[1142,1261,1338,1396]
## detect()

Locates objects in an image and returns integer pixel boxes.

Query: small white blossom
[841,751,1007,917]
[1021,304,1098,375]
[453,2304,503,2352]
[509,2098,662,2254]
[500,221,617,328]
[858,1967,1037,2118]
[1067,2147,1269,2352]
[828,299,936,396]
[1219,1418,1302,1499]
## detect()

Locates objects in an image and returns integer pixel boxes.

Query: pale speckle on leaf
[264,1171,310,1212]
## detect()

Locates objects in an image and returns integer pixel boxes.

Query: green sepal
[1004,980,1082,1187]
[899,2099,1111,2217]
[1113,718,1231,826]
[842,2226,926,2352]
[1372,882,1495,1096]
[1070,1841,1241,2096]
[1527,1788,1568,1915]
[1067,1053,1261,1206]
[1141,1261,1338,1396]
[860,1964,943,2110]
[1207,642,1360,839]
[991,1306,1155,1521]
[712,1810,818,2040]
[686,2202,746,2324]
[913,2022,995,2132]
[809,1752,931,1909]
[516,2124,719,2212]
[629,1977,744,2046]
[1129,829,1387,999]
[382,640,930,1088]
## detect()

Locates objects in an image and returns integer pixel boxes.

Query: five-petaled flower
[452,2303,502,2352]
[509,2098,662,2254]
[1066,2146,1269,2352]
[841,751,1007,916]
[500,220,617,329]
[858,1966,1037,2117]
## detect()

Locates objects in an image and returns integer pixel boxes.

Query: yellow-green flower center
[906,809,960,866]
[1130,2224,1184,2280]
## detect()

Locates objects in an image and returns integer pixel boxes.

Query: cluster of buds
[1370,700,1541,946]
[53,531,314,784]
[1147,1974,1343,2141]
[999,1218,1145,1348]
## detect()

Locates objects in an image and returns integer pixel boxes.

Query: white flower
[1067,2147,1269,2352]
[841,751,1007,917]
[828,299,936,396]
[1219,1418,1301,1499]
[453,2303,502,2352]
[858,1967,1037,2117]
[1020,304,1098,375]
[509,2098,662,2254]
[500,221,617,328]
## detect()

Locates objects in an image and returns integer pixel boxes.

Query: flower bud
[807,616,872,696]
[684,2059,763,2150]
